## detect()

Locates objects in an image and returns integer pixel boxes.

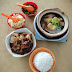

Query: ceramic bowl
[7,13,26,29]
[21,2,38,16]
[37,8,69,38]
[5,28,36,58]
[29,47,55,72]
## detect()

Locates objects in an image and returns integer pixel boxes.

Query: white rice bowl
[33,51,54,72]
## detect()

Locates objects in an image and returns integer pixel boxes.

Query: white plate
[5,28,36,58]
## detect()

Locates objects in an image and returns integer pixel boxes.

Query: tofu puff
[44,17,52,24]
[10,33,33,55]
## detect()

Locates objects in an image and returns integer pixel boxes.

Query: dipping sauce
[21,2,38,16]
[22,4,37,15]
[33,51,54,72]
[10,32,33,55]
[40,13,65,34]
[8,13,25,28]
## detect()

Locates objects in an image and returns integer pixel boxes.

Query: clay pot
[37,8,69,38]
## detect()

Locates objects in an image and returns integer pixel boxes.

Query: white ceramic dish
[5,28,36,58]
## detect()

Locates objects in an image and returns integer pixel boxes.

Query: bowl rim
[21,2,38,16]
[7,13,26,29]
[29,47,55,72]
[37,8,69,37]
[5,28,36,58]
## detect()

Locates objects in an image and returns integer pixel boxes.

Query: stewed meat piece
[21,40,33,53]
[11,44,21,53]
[20,34,25,40]
[10,32,33,55]
[10,36,18,43]
[12,33,19,38]
[25,34,32,41]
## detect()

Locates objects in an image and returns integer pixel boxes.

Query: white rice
[33,51,54,72]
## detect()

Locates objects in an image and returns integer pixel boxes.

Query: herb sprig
[52,19,61,30]
[52,19,59,26]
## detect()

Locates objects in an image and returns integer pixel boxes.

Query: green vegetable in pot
[52,17,61,30]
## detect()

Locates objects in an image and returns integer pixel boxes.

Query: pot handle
[53,8,64,14]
